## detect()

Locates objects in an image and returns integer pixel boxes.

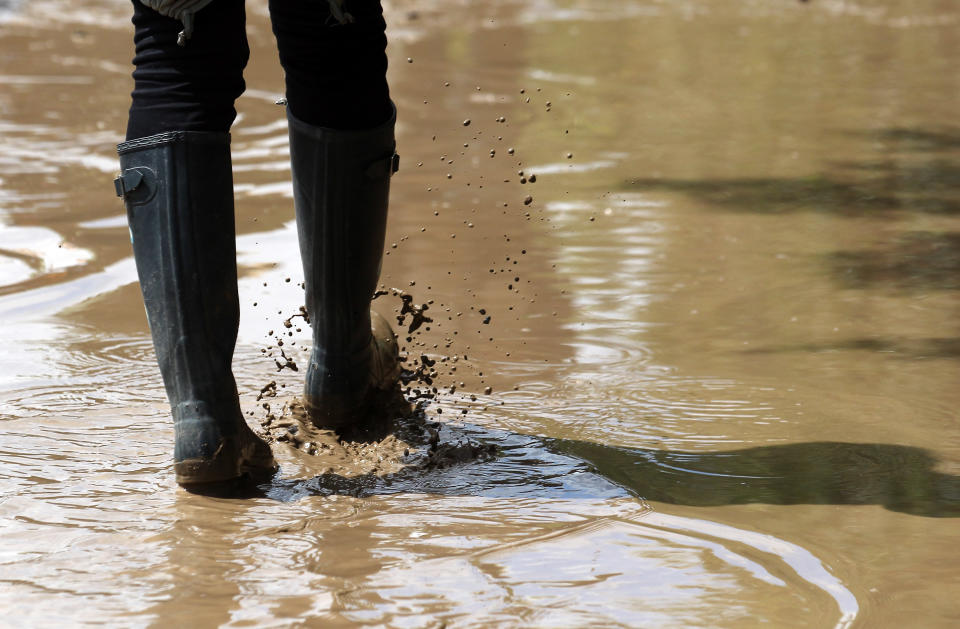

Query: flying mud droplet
[275,347,299,372]
[256,380,278,401]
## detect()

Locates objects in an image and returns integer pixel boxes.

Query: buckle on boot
[114,169,145,197]
[365,153,400,180]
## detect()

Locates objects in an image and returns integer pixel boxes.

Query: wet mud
[258,397,496,481]
[2,0,960,627]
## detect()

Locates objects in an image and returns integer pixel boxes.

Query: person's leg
[116,0,274,485]
[268,0,392,129]
[126,0,248,139]
[269,0,400,428]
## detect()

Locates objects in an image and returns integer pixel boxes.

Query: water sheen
[2,0,959,626]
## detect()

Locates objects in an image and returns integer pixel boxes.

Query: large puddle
[2,0,959,626]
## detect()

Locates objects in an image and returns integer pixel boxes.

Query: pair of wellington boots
[114,108,400,486]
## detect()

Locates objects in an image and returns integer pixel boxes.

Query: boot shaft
[116,131,240,415]
[288,108,398,357]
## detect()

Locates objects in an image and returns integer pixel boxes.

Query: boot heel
[174,444,240,485]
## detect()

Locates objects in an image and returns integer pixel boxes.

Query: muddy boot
[115,131,276,486]
[288,106,401,429]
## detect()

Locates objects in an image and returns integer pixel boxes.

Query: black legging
[125,0,392,141]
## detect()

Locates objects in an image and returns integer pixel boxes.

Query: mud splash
[259,397,496,481]
[249,289,498,485]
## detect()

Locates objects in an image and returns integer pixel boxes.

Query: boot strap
[114,169,145,197]
[365,153,399,180]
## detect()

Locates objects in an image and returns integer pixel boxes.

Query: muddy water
[2,0,959,626]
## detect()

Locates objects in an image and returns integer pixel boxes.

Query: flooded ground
[2,0,960,626]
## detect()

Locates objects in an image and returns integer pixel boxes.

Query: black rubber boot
[288,107,401,428]
[115,131,276,486]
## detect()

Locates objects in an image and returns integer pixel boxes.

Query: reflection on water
[2,0,960,626]
[553,439,960,518]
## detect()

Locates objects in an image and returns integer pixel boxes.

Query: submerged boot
[288,107,401,428]
[115,131,276,485]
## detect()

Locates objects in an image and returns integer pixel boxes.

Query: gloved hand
[139,0,215,45]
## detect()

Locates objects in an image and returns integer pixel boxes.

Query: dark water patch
[828,231,960,291]
[549,439,960,518]
[620,126,960,217]
[621,174,908,216]
[743,336,960,361]
[845,126,960,153]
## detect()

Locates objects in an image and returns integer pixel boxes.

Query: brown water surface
[2,0,959,626]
